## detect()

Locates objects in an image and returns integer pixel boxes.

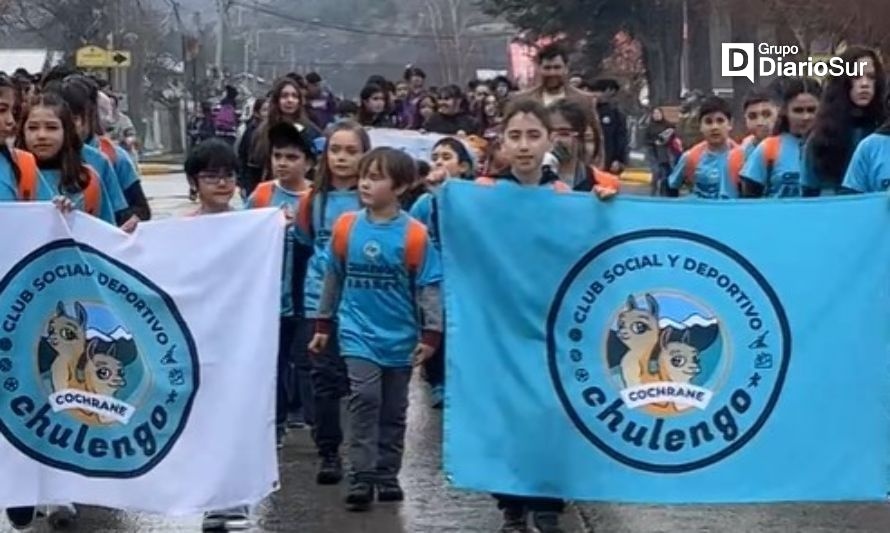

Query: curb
[620,168,652,185]
[139,163,181,177]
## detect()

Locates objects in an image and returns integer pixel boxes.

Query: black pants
[276,317,299,428]
[494,494,565,514]
[292,319,315,425]
[307,320,349,457]
[423,333,445,387]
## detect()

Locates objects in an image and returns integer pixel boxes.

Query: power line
[229,0,513,41]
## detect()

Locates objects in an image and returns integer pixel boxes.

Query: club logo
[0,241,199,478]
[547,230,790,473]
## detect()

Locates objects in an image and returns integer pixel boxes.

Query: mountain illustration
[658,313,718,331]
[86,326,134,342]
[38,327,139,374]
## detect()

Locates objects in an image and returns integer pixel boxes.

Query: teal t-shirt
[841,132,890,193]
[303,189,361,318]
[88,137,140,192]
[37,169,118,224]
[741,133,805,198]
[245,181,308,317]
[326,210,442,367]
[82,144,128,215]
[667,145,739,199]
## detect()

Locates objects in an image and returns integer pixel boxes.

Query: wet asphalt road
[4,174,890,532]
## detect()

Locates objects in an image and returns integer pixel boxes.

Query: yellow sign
[75,46,131,68]
[75,46,109,68]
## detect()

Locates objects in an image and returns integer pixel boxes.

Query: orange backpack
[98,136,117,164]
[252,181,276,208]
[15,150,101,215]
[331,211,428,274]
[683,141,743,186]
[684,138,781,187]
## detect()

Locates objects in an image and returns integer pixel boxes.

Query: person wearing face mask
[422,85,480,136]
[803,46,886,195]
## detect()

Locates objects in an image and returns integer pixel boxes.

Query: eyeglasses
[196,171,236,184]
[553,128,578,138]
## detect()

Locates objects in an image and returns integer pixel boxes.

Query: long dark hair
[413,93,437,129]
[17,92,88,194]
[548,98,592,164]
[808,46,886,185]
[56,74,102,139]
[310,120,370,231]
[251,77,318,171]
[0,72,21,184]
[357,84,387,126]
[774,77,822,134]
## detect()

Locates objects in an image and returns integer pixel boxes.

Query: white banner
[0,204,283,515]
[368,128,448,162]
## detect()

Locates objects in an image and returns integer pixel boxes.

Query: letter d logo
[722,43,755,83]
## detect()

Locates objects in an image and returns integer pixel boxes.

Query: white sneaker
[202,506,250,531]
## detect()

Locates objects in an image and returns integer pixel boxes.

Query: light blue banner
[439,181,890,503]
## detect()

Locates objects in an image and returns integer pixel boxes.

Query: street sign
[75,46,131,68]
[109,50,131,68]
[76,46,109,68]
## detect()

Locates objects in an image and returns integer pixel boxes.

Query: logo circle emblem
[546,230,790,473]
[0,241,199,478]
[363,240,382,261]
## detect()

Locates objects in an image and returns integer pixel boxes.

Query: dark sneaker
[531,511,564,533]
[376,480,404,502]
[430,384,444,409]
[316,455,343,485]
[276,426,286,450]
[5,507,36,530]
[46,504,77,529]
[345,481,374,512]
[500,507,529,533]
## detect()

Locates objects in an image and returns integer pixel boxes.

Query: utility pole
[215,0,226,72]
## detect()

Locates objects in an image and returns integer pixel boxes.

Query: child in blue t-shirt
[840,129,890,193]
[309,147,443,512]
[741,77,821,198]
[740,90,777,159]
[410,137,474,408]
[300,120,370,486]
[666,96,739,199]
[245,122,315,447]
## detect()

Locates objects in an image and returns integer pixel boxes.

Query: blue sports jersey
[88,137,140,192]
[82,144,128,215]
[244,181,309,317]
[303,188,361,318]
[245,181,307,317]
[743,137,759,160]
[409,192,438,248]
[327,210,442,367]
[0,153,21,201]
[667,145,739,199]
[841,132,890,193]
[37,169,117,224]
[741,133,805,198]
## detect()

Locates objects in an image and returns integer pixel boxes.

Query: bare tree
[419,0,486,84]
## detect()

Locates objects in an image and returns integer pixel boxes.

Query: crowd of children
[3,43,890,533]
